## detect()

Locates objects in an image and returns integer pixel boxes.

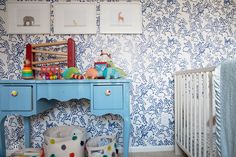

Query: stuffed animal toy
[62,67,84,80]
[95,50,112,63]
[103,67,120,79]
[84,68,98,79]
[102,61,127,79]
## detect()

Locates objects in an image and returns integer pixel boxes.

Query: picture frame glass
[100,2,142,34]
[53,2,97,34]
[6,2,50,34]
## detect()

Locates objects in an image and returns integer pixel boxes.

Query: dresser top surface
[0,79,131,84]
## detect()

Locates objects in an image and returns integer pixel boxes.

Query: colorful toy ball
[22,59,34,79]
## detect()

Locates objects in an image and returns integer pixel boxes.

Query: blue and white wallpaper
[1,0,236,152]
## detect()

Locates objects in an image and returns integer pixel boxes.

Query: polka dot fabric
[43,126,86,157]
[86,136,117,157]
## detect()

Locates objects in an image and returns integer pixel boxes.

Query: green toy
[62,67,80,79]
[102,61,127,79]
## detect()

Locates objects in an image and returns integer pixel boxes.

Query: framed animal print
[53,2,97,34]
[100,2,142,34]
[6,2,50,34]
[224,0,236,5]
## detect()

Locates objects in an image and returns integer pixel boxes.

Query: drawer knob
[105,89,111,96]
[11,90,18,97]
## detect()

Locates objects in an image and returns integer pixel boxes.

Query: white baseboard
[117,145,174,153]
[129,145,174,152]
[7,145,174,156]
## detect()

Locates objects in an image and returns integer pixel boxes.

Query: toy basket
[43,126,86,157]
[86,136,118,157]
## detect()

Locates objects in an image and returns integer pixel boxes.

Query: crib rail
[175,67,216,157]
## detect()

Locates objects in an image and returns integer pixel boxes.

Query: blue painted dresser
[0,79,131,157]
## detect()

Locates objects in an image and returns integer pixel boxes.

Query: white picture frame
[6,2,50,34]
[100,2,142,34]
[53,2,97,34]
[224,0,236,5]
[231,0,236,5]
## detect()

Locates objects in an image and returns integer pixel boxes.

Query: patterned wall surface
[0,0,236,152]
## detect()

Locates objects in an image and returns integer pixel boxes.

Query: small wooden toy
[40,65,60,80]
[25,38,76,79]
[22,59,34,79]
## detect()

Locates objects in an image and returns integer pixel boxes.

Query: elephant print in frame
[6,2,50,34]
[100,2,142,34]
[224,0,236,5]
[53,2,96,34]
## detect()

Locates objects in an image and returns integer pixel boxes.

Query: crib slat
[175,75,178,142]
[178,75,182,143]
[184,75,187,148]
[208,72,214,157]
[186,75,190,152]
[194,73,198,157]
[175,75,180,143]
[199,73,203,157]
[190,74,193,156]
[180,75,183,145]
[203,73,208,157]
[179,75,182,143]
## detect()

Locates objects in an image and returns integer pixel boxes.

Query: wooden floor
[120,151,187,157]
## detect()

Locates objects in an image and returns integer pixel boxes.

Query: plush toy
[102,61,127,79]
[103,67,120,79]
[95,50,112,63]
[84,68,98,79]
[62,67,84,80]
[71,73,84,79]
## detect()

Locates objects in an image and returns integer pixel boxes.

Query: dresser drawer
[93,85,123,110]
[37,84,90,101]
[0,86,33,111]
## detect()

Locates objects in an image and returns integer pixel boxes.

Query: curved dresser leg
[0,114,6,157]
[123,116,130,157]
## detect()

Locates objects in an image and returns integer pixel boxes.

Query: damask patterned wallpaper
[0,0,236,152]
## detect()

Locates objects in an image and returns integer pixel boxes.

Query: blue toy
[94,57,127,79]
[103,68,121,79]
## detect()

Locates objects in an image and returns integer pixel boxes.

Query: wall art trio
[6,1,142,34]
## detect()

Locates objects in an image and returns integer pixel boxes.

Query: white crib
[174,67,218,157]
